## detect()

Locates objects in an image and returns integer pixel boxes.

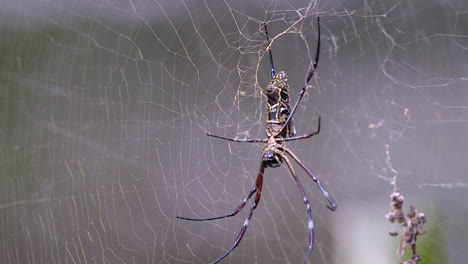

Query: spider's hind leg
[263,22,276,79]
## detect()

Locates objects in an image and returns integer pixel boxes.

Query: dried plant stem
[386,177,427,264]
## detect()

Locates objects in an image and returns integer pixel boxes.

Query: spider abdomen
[265,71,296,138]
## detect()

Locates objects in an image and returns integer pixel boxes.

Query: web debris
[386,177,427,264]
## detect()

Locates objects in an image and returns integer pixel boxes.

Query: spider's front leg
[176,162,266,264]
[210,163,265,264]
[176,184,258,222]
[284,147,337,211]
[280,152,316,264]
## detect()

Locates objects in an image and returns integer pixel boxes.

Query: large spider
[177,17,336,264]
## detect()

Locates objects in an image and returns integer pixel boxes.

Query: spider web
[0,0,467,263]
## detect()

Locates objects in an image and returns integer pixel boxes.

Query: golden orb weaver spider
[177,17,336,264]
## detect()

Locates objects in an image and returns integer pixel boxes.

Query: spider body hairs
[177,17,336,264]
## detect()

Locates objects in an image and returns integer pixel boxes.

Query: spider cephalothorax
[177,17,336,264]
[262,139,284,168]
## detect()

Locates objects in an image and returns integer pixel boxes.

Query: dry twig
[386,191,427,264]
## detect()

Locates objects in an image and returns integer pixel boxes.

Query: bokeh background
[1,0,467,263]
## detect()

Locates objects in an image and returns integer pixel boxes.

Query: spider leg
[284,147,337,210]
[176,184,257,221]
[207,133,266,143]
[279,116,320,142]
[280,152,315,264]
[210,162,265,264]
[263,22,276,79]
[276,17,321,136]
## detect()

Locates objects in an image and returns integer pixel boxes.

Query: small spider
[177,17,336,264]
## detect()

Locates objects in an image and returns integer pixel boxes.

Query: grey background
[0,0,466,263]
